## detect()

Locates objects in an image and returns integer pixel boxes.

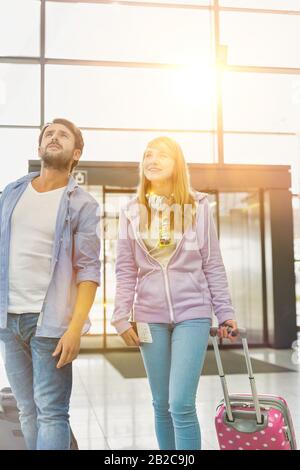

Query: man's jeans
[0,313,72,450]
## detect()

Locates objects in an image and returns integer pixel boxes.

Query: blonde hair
[137,136,196,231]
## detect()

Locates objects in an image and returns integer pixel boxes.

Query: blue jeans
[139,318,211,450]
[0,313,72,450]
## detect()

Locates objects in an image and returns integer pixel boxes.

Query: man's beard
[40,148,74,171]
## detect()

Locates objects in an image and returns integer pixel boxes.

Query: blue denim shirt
[0,172,101,338]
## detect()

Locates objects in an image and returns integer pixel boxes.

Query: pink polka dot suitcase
[210,328,297,451]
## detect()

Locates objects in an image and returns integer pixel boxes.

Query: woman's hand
[217,320,238,343]
[121,327,141,347]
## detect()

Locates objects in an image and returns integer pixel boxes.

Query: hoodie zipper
[152,234,188,324]
[161,265,175,323]
[132,226,186,324]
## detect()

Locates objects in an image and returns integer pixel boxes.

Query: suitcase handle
[210,327,246,338]
[209,327,263,425]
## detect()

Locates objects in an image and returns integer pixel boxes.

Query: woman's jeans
[139,318,211,450]
[0,313,72,450]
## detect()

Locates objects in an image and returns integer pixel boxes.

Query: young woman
[111,136,238,450]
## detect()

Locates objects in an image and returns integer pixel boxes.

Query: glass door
[292,196,300,333]
[78,185,135,349]
[80,185,266,347]
[102,188,136,349]
[218,192,264,343]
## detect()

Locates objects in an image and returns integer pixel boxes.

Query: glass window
[102,191,135,336]
[223,72,300,133]
[46,2,213,64]
[118,0,211,4]
[0,128,39,191]
[81,130,217,164]
[220,12,300,68]
[224,133,300,193]
[220,0,300,11]
[80,185,103,335]
[294,260,300,327]
[293,196,300,327]
[45,65,217,130]
[0,0,40,56]
[0,64,40,126]
[219,191,264,344]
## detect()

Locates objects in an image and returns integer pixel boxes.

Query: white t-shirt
[142,213,179,267]
[8,182,66,314]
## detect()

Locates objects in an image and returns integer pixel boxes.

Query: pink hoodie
[111,192,235,335]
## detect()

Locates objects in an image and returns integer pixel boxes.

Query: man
[0,118,100,449]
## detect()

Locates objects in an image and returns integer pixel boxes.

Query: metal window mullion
[40,0,46,127]
[214,0,224,165]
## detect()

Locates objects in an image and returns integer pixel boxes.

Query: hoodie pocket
[137,276,147,298]
[168,270,204,305]
[188,272,202,291]
[136,271,164,308]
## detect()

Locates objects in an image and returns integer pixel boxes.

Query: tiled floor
[1,348,300,450]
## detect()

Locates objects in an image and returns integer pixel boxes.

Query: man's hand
[121,327,140,347]
[217,320,238,343]
[52,328,81,368]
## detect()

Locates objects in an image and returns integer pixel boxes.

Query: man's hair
[39,118,84,172]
